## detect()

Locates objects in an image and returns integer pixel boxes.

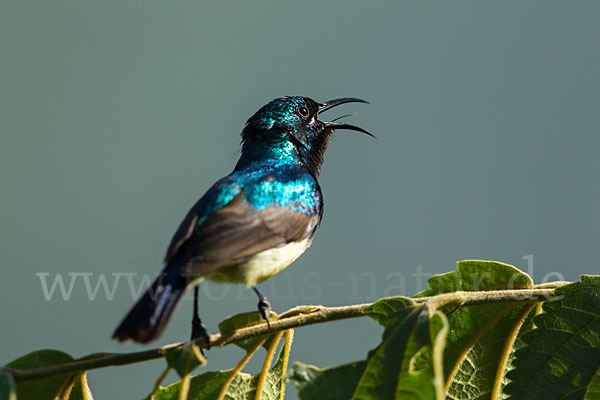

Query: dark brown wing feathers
[164,192,319,276]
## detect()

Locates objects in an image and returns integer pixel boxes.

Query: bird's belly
[206,239,311,287]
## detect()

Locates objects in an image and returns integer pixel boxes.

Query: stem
[177,373,191,400]
[149,366,171,400]
[58,374,77,400]
[255,331,284,400]
[3,286,564,383]
[490,302,537,400]
[217,337,267,400]
[279,329,294,400]
[417,288,559,310]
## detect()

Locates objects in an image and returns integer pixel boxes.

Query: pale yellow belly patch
[205,239,311,287]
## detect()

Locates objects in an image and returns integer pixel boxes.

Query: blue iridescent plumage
[113,96,372,343]
[193,151,321,227]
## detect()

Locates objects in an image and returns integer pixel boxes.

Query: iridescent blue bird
[113,96,373,343]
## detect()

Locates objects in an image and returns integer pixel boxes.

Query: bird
[112,96,373,344]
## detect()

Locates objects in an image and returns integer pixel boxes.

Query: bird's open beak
[318,98,375,138]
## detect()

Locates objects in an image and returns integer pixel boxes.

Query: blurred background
[1,1,599,398]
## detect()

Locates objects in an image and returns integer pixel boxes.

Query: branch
[3,286,563,383]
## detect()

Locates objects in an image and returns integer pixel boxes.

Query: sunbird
[113,96,372,343]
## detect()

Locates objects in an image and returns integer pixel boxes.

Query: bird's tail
[112,269,187,343]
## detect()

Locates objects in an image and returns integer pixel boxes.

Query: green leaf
[505,275,600,400]
[412,260,538,399]
[153,345,287,400]
[291,302,448,400]
[151,370,232,400]
[219,311,278,352]
[163,343,206,378]
[4,349,75,400]
[287,360,367,400]
[356,307,447,400]
[416,260,533,297]
[0,372,16,400]
[361,296,415,327]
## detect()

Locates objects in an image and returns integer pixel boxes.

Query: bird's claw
[257,299,272,328]
[191,317,211,350]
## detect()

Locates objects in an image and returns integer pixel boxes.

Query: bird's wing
[165,191,320,275]
[164,197,207,264]
[164,175,245,264]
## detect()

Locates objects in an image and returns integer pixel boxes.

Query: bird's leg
[191,286,211,349]
[252,286,272,327]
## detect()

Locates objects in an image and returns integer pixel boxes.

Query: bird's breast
[206,238,311,287]
[244,170,321,215]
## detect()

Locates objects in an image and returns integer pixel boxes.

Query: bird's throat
[236,136,304,170]
[236,128,333,177]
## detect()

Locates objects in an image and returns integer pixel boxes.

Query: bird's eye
[297,106,309,118]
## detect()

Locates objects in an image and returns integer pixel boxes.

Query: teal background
[1,1,599,398]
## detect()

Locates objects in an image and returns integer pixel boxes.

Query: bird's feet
[191,316,211,350]
[257,298,272,328]
[253,286,272,327]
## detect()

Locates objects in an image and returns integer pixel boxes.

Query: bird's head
[241,96,373,175]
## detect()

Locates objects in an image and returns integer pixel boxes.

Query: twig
[3,285,564,384]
